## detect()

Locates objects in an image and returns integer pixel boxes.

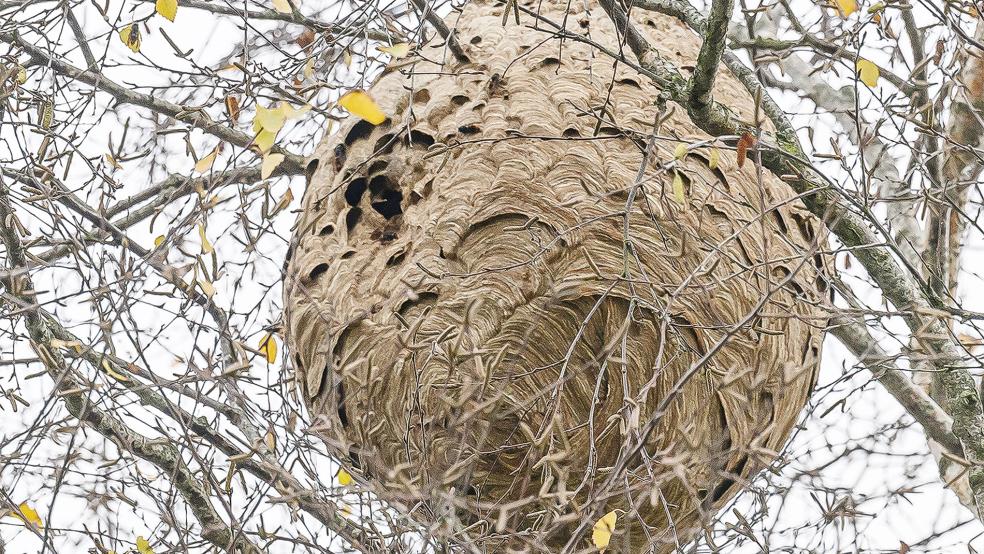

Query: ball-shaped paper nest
[284,0,828,550]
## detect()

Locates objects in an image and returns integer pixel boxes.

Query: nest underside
[284,0,829,550]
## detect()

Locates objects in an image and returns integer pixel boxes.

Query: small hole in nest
[307,262,330,282]
[451,94,469,106]
[470,35,482,45]
[617,77,641,88]
[305,158,320,183]
[340,249,356,259]
[788,280,806,298]
[710,455,747,503]
[397,291,439,317]
[346,207,363,232]
[413,89,431,104]
[374,133,397,154]
[336,380,349,426]
[369,175,392,196]
[319,224,335,236]
[771,211,789,234]
[536,57,561,68]
[792,213,816,242]
[345,178,367,206]
[409,130,435,148]
[458,124,480,135]
[562,127,581,138]
[372,189,404,219]
[371,227,399,243]
[368,160,388,175]
[344,120,374,146]
[387,249,407,266]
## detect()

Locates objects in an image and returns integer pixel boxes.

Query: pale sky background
[1,0,983,551]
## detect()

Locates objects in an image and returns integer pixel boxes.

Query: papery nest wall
[283,0,830,550]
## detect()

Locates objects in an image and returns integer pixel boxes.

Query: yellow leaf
[119,24,141,53]
[16,65,27,84]
[592,510,617,551]
[338,90,386,125]
[252,102,308,141]
[673,143,687,160]
[343,49,352,68]
[377,43,411,58]
[136,536,155,554]
[195,147,218,173]
[261,153,286,179]
[15,503,43,529]
[867,1,885,13]
[154,235,166,247]
[102,358,130,382]
[105,153,122,170]
[272,0,291,13]
[50,338,83,353]
[708,147,720,170]
[270,187,294,217]
[857,59,880,87]
[303,58,315,79]
[198,279,215,298]
[337,468,353,486]
[672,171,686,205]
[834,0,857,17]
[253,104,286,134]
[155,0,177,21]
[198,224,213,254]
[264,428,276,451]
[259,333,277,363]
[278,102,311,120]
[254,129,277,153]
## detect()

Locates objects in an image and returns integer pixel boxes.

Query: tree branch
[689,0,733,117]
[0,30,306,172]
[409,0,470,63]
[595,0,984,516]
[829,314,960,454]
[138,0,394,42]
[0,180,261,554]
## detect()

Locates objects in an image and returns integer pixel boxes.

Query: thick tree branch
[830,314,960,454]
[689,0,733,117]
[409,0,470,63]
[595,0,984,516]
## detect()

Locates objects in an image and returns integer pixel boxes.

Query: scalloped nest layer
[284,0,828,550]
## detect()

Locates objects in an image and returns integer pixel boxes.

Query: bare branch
[689,0,733,117]
[0,29,306,172]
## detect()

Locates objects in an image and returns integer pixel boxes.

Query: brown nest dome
[284,0,828,550]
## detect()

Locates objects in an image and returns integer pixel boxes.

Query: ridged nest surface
[284,0,828,550]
